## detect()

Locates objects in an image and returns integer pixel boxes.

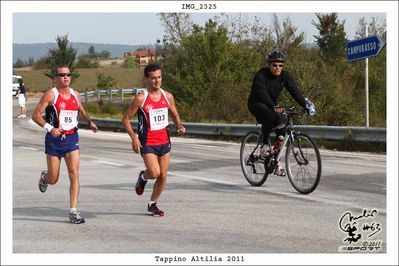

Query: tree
[45,35,79,80]
[159,13,193,44]
[97,50,110,60]
[26,57,35,67]
[88,45,97,60]
[96,72,117,89]
[213,13,274,61]
[312,13,347,61]
[76,54,100,68]
[160,20,259,122]
[355,17,386,39]
[33,56,50,70]
[272,14,304,53]
[13,58,25,68]
[135,46,149,52]
[122,56,138,69]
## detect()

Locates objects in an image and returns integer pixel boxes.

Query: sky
[13,12,386,45]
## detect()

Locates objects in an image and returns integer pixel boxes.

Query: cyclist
[247,51,315,176]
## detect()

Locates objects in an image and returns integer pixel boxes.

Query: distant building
[124,49,157,67]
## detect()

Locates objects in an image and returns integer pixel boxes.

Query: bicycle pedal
[274,168,286,177]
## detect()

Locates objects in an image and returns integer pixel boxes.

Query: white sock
[70,208,77,214]
[140,172,147,181]
[148,201,156,206]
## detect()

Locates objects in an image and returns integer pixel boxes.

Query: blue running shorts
[140,143,171,157]
[45,131,79,157]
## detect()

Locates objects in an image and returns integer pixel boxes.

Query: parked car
[12,74,22,96]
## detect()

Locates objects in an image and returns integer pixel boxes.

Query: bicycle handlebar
[275,106,308,116]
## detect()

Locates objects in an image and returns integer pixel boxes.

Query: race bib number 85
[149,108,168,131]
[59,110,78,131]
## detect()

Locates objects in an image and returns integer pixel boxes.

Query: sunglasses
[56,73,72,77]
[271,64,284,68]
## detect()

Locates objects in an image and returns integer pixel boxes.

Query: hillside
[14,67,144,93]
[13,42,155,63]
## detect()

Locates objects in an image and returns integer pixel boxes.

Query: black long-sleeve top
[18,83,26,94]
[248,67,307,112]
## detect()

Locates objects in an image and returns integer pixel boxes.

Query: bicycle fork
[286,131,309,165]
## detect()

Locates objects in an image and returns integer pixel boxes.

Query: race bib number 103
[149,108,168,131]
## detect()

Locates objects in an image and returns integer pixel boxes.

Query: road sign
[346,35,385,61]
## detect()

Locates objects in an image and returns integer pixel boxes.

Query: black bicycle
[240,107,322,194]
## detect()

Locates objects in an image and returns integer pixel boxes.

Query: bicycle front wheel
[240,131,267,186]
[285,132,322,194]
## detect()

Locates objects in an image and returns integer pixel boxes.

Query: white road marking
[18,146,39,151]
[169,171,386,214]
[169,158,197,163]
[170,172,239,186]
[91,160,125,167]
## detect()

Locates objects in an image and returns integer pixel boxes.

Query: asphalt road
[8,98,388,262]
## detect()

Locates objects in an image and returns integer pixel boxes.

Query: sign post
[346,30,385,127]
[365,25,369,128]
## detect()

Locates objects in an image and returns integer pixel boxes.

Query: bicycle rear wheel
[240,131,267,186]
[285,132,322,194]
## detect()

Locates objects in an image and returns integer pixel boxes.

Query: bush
[76,55,100,68]
[97,72,117,89]
[83,103,101,114]
[100,103,117,115]
[122,57,139,69]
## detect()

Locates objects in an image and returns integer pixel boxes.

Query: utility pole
[365,24,369,127]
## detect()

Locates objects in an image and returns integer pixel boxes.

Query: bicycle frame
[247,107,306,170]
[272,110,297,162]
[275,133,290,162]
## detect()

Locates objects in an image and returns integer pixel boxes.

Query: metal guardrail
[79,89,385,143]
[80,88,145,103]
[80,118,386,143]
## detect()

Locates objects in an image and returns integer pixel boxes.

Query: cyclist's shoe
[274,163,286,176]
[69,211,85,224]
[135,170,147,196]
[147,202,164,217]
[259,144,270,157]
[38,169,48,193]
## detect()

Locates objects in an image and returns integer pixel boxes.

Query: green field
[14,66,144,94]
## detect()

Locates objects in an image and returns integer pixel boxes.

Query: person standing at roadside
[32,65,98,224]
[122,63,185,217]
[16,78,27,118]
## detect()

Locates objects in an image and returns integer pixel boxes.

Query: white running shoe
[274,162,286,176]
[38,169,48,193]
[69,211,85,224]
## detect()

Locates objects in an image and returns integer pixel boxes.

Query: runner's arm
[75,91,98,133]
[122,94,144,153]
[31,90,60,137]
[32,92,52,127]
[166,92,185,135]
